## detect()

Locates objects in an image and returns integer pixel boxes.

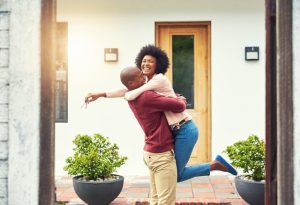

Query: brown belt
[170,118,190,131]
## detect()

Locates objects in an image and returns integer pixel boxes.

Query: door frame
[155,21,212,163]
[265,0,294,204]
[40,0,56,204]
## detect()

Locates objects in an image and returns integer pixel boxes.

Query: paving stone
[212,183,234,189]
[130,183,149,188]
[127,187,149,193]
[111,198,130,205]
[215,192,240,199]
[176,192,193,198]
[127,192,149,198]
[193,187,214,193]
[193,192,215,198]
[177,187,193,193]
[214,188,235,193]
[67,198,86,205]
[191,176,210,183]
[209,178,231,184]
[55,175,246,205]
[192,183,212,189]
[177,183,192,188]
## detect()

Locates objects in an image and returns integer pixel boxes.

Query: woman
[85,45,237,182]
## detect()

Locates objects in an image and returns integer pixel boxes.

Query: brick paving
[55,175,249,205]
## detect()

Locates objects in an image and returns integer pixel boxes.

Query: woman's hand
[85,92,106,104]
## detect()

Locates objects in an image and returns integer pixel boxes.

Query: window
[172,35,195,109]
[55,22,68,122]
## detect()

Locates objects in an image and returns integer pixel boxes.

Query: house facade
[55,0,266,177]
[0,0,299,204]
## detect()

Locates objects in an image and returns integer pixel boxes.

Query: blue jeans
[172,120,211,182]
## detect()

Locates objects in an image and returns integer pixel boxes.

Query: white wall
[56,0,265,176]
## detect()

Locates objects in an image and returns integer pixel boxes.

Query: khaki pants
[143,150,177,205]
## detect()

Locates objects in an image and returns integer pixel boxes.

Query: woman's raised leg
[173,120,210,182]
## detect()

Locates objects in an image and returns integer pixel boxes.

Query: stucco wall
[294,0,300,203]
[6,0,41,204]
[0,0,10,204]
[56,0,266,176]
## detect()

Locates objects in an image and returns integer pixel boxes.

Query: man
[119,66,185,205]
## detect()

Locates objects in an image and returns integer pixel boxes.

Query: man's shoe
[215,155,238,175]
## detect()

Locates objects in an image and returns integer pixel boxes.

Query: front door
[156,22,211,164]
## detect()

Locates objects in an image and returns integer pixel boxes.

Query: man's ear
[127,81,134,87]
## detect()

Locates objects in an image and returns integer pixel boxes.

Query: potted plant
[64,133,128,205]
[223,134,265,205]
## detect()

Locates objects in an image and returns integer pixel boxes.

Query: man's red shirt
[128,90,186,153]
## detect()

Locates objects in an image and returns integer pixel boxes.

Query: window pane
[172,35,194,109]
[55,22,68,122]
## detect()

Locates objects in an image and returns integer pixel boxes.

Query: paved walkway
[55,175,248,205]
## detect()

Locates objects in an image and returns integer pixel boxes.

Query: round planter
[73,174,124,205]
[234,175,265,205]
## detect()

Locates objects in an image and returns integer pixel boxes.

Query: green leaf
[223,134,265,181]
[64,133,128,180]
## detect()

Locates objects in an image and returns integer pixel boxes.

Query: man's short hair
[120,66,140,87]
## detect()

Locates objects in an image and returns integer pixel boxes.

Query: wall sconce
[245,46,259,61]
[104,48,118,62]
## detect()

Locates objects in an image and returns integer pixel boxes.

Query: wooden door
[156,22,211,163]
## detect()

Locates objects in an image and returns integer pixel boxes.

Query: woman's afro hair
[135,44,170,74]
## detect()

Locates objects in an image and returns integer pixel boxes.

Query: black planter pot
[73,174,124,205]
[234,175,265,205]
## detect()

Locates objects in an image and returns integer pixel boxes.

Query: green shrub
[55,202,66,205]
[64,133,128,180]
[223,134,265,181]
